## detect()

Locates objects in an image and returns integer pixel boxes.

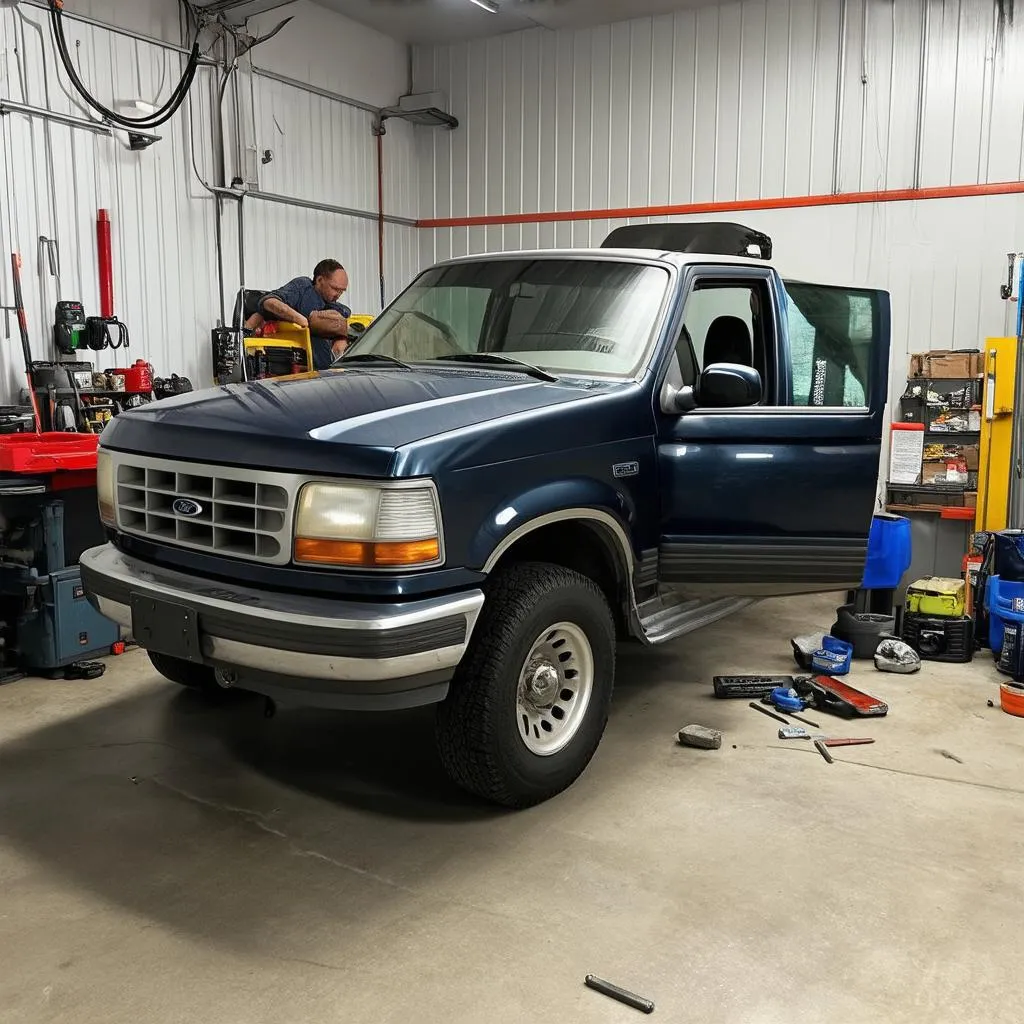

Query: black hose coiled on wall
[48,1,201,130]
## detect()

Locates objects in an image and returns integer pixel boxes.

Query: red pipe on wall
[376,132,386,309]
[416,177,1024,230]
[97,208,113,318]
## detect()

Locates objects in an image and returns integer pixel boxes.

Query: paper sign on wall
[889,424,925,485]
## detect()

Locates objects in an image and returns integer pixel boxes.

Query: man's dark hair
[313,258,344,281]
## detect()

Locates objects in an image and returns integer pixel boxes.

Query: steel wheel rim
[515,621,594,756]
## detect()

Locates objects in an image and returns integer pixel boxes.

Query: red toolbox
[0,433,99,474]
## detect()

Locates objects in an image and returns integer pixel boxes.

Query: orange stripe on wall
[416,179,1024,230]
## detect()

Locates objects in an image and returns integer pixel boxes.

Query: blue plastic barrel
[986,576,1024,655]
[861,514,912,589]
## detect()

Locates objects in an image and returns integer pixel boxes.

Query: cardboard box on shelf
[964,490,978,509]
[922,460,968,485]
[909,350,979,379]
[923,442,980,470]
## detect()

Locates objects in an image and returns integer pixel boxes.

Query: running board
[636,593,755,645]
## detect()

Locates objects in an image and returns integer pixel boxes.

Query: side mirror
[666,385,697,414]
[697,363,762,408]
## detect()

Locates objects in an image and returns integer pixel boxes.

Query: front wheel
[435,562,615,808]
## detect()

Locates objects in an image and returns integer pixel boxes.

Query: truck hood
[101,366,621,477]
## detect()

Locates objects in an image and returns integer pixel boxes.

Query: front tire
[436,562,616,808]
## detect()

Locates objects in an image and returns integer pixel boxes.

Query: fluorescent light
[118,100,157,115]
[468,0,499,11]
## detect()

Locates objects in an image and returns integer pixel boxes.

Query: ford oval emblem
[172,498,203,517]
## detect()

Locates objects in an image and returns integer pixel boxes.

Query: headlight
[96,449,115,527]
[293,481,442,568]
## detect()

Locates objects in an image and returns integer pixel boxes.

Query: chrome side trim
[481,508,643,638]
[204,637,467,682]
[481,508,635,576]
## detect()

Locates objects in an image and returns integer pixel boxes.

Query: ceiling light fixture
[467,0,499,12]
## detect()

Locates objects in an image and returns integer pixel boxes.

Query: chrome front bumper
[80,544,484,707]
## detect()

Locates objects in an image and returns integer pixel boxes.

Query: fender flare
[470,478,636,578]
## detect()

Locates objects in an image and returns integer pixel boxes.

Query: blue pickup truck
[81,223,890,807]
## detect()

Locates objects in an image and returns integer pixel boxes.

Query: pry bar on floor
[749,701,790,724]
[814,738,834,763]
[787,711,821,728]
[585,975,655,1014]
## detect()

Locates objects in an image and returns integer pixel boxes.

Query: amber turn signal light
[294,537,440,567]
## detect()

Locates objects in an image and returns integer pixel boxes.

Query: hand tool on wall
[9,254,42,434]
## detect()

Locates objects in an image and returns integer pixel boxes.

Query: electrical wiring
[47,0,201,130]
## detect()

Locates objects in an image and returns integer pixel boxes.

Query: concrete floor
[1,591,1022,1023]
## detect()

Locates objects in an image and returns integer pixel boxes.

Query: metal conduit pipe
[911,1,930,190]
[21,0,220,64]
[208,186,416,228]
[831,0,847,194]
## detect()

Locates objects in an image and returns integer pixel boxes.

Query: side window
[784,282,877,407]
[680,276,775,398]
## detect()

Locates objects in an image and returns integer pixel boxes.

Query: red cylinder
[97,209,114,318]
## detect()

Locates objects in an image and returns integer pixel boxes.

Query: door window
[783,282,879,407]
[677,276,775,396]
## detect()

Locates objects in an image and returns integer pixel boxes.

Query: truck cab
[82,222,890,807]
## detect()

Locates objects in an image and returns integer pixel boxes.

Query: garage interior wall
[413,0,1024,460]
[0,0,418,401]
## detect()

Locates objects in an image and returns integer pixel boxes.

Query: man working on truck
[260,259,351,370]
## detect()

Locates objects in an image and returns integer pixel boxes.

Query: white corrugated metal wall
[0,0,419,403]
[412,0,1024,422]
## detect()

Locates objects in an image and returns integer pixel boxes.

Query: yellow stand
[976,337,1019,532]
[243,322,314,379]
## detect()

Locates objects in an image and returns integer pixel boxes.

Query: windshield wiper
[432,352,559,382]
[338,352,413,370]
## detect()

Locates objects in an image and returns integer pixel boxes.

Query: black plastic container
[902,612,974,663]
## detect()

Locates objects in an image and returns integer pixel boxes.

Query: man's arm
[260,278,309,329]
[261,295,308,330]
[308,309,348,338]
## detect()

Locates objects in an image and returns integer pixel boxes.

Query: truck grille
[114,456,294,564]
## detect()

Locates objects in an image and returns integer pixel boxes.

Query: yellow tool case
[243,322,314,379]
[906,577,967,618]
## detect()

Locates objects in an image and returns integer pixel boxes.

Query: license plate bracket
[130,594,201,662]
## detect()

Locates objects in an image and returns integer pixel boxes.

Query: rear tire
[436,562,615,808]
[148,651,219,693]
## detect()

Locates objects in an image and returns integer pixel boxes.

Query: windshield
[343,258,670,378]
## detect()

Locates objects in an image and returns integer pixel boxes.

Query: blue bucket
[811,635,853,675]
[986,576,1024,655]
[861,514,912,590]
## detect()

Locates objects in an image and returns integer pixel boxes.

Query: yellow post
[976,338,1019,532]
